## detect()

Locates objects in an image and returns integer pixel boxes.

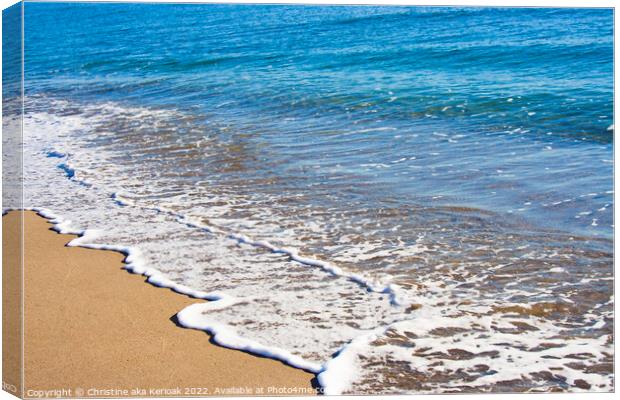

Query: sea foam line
[111,188,407,307]
[54,138,407,307]
[8,204,412,392]
[29,150,412,386]
[7,206,323,374]
[180,214,407,306]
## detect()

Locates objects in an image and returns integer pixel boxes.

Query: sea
[2,3,614,393]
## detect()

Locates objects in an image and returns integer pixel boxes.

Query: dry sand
[3,211,316,397]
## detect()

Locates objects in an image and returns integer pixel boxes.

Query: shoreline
[4,210,317,397]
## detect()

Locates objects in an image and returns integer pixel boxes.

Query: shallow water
[4,3,614,393]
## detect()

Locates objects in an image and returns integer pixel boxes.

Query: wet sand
[3,211,316,397]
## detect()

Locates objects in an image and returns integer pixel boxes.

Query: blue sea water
[23,3,613,237]
[9,2,615,393]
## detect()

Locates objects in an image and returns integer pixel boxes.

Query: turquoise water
[9,3,615,393]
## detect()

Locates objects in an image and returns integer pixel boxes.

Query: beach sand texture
[3,211,316,397]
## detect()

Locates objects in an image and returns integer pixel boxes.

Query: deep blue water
[24,4,613,136]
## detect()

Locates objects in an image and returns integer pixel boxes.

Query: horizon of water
[2,3,614,394]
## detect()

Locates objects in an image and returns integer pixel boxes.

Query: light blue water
[9,3,615,393]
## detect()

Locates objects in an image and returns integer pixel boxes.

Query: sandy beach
[3,211,316,397]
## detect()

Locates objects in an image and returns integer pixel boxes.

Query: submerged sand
[3,211,316,397]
